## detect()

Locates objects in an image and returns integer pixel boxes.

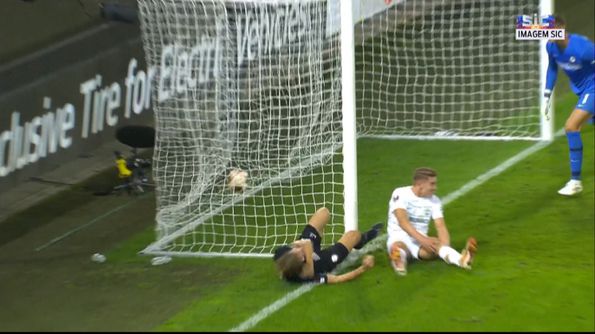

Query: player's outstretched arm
[326,255,375,284]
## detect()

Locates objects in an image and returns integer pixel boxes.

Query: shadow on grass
[0,153,154,247]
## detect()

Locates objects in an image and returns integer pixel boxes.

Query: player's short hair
[274,246,303,280]
[413,167,437,183]
[273,245,291,261]
[553,15,565,28]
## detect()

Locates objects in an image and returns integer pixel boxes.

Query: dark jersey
[284,225,349,284]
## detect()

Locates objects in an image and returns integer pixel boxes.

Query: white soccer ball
[91,253,106,263]
[227,168,248,192]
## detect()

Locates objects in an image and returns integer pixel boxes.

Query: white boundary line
[35,195,147,251]
[229,128,565,332]
[229,284,315,332]
[440,128,564,206]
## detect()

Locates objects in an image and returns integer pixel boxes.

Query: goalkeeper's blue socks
[355,223,383,249]
[566,131,583,180]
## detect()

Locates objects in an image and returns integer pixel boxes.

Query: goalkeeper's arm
[543,45,558,119]
[326,255,375,284]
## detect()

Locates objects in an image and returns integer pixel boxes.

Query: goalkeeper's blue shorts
[576,87,594,114]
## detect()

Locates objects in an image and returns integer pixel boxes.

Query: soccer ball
[227,168,248,192]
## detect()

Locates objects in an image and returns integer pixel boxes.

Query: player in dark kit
[273,207,382,284]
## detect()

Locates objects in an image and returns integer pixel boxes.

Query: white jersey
[387,186,443,236]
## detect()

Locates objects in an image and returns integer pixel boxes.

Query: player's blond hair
[276,250,303,280]
[413,167,437,183]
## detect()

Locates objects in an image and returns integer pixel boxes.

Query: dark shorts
[300,225,350,274]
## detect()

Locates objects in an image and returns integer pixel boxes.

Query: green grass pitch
[100,92,592,332]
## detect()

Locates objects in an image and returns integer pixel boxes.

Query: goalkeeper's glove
[543,90,552,121]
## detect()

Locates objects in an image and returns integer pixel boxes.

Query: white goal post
[137,0,551,258]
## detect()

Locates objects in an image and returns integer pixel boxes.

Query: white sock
[438,246,462,266]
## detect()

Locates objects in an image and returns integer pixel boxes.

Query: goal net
[355,0,544,141]
[139,0,345,257]
[138,0,545,257]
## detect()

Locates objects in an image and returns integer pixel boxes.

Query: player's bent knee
[564,121,580,132]
[316,207,330,219]
[565,109,593,131]
[309,207,330,233]
[311,207,330,221]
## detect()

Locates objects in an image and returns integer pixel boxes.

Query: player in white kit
[386,167,477,276]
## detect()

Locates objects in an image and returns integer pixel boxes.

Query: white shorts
[386,231,423,260]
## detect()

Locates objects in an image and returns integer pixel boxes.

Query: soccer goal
[138,0,551,258]
[354,0,552,141]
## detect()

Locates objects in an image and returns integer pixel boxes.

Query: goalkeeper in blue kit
[544,15,594,196]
